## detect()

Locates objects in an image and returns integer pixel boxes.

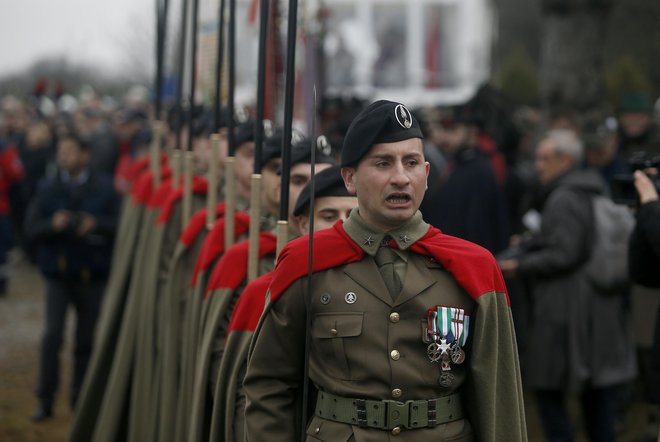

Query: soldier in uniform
[244,100,527,441]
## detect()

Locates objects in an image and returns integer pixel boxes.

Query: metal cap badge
[395,104,413,129]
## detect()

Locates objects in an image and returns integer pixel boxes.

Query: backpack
[584,195,635,292]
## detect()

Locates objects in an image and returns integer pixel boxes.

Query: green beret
[340,100,423,167]
[293,165,352,216]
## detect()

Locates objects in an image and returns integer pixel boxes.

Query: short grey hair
[543,129,584,164]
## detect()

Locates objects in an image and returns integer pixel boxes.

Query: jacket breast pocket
[312,312,363,381]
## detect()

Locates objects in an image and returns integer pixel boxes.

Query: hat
[118,107,147,124]
[438,103,482,129]
[340,100,423,167]
[191,106,213,137]
[290,135,337,168]
[234,119,255,148]
[293,165,352,216]
[259,128,286,171]
[618,91,652,114]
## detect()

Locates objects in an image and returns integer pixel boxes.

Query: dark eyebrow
[366,153,394,161]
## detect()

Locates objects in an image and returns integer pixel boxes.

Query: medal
[427,342,442,362]
[440,352,451,371]
[438,338,451,355]
[450,345,465,365]
[439,372,455,388]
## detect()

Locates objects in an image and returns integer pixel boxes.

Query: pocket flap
[312,312,363,338]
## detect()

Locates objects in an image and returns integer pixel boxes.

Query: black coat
[629,199,660,403]
[421,146,509,254]
[24,169,119,282]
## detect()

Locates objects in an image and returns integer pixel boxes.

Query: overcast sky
[0,0,154,77]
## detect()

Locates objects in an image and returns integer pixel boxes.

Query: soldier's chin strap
[301,86,317,441]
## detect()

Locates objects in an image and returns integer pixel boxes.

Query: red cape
[204,232,277,298]
[178,203,227,247]
[227,272,273,333]
[156,175,208,224]
[189,210,251,287]
[131,166,172,206]
[269,221,509,305]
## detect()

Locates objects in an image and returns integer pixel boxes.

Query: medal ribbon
[434,306,470,347]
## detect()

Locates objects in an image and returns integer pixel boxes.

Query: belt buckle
[385,400,410,430]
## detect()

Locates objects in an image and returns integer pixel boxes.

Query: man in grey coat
[499,129,637,442]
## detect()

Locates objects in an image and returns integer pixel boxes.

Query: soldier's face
[342,139,429,231]
[297,196,358,234]
[261,158,282,216]
[234,141,255,196]
[288,162,332,219]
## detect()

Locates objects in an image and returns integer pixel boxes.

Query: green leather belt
[314,390,464,431]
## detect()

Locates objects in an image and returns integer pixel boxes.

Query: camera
[611,151,660,206]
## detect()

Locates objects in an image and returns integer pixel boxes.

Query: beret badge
[395,104,413,129]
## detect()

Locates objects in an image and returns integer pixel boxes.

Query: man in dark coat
[25,131,119,421]
[630,168,660,440]
[421,105,509,254]
[499,129,637,442]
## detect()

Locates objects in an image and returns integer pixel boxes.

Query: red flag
[248,0,259,24]
[425,12,441,88]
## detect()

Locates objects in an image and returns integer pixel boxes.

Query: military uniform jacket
[244,211,527,442]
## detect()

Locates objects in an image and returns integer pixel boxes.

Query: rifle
[247,0,271,282]
[182,0,200,228]
[301,85,317,440]
[277,0,299,258]
[223,0,237,249]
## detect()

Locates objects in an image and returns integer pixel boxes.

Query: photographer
[24,131,119,421]
[629,168,660,440]
[630,169,660,286]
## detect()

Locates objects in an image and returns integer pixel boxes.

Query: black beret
[132,128,153,148]
[340,100,423,167]
[293,165,352,216]
[258,128,286,171]
[290,136,337,168]
[439,104,482,128]
[118,107,148,124]
[191,106,213,137]
[234,119,255,148]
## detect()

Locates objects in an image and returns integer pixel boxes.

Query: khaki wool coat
[244,212,527,442]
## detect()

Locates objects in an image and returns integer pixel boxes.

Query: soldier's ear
[341,167,357,195]
[296,215,310,235]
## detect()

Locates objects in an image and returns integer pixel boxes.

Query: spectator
[421,104,509,254]
[0,137,25,296]
[617,91,660,159]
[12,120,56,253]
[78,106,118,177]
[25,131,119,421]
[499,129,637,442]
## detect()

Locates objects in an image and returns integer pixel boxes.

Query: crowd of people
[1,80,659,441]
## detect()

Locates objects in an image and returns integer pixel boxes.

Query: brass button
[390,350,400,361]
[391,426,402,436]
[315,427,320,434]
[330,328,338,336]
[391,388,402,398]
[389,312,400,323]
